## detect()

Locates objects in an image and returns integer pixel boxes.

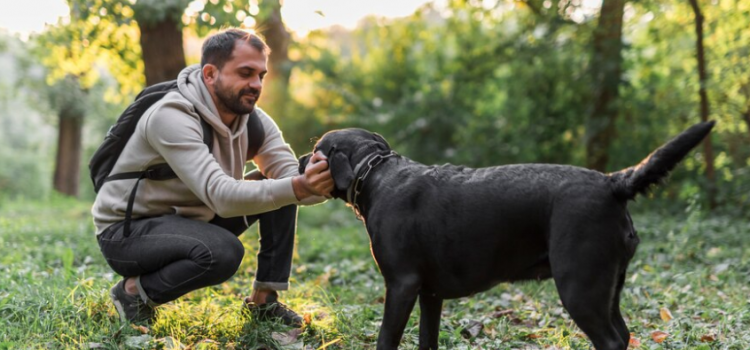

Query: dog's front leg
[418,293,443,350]
[376,279,420,350]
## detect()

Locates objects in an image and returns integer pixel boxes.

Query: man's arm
[143,102,304,217]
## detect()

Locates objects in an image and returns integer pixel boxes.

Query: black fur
[299,122,714,350]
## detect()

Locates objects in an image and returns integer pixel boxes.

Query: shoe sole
[110,288,128,323]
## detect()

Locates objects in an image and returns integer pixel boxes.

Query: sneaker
[244,293,303,328]
[109,279,156,324]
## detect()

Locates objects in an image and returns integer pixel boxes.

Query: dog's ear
[329,151,355,191]
[372,132,390,150]
[298,153,312,175]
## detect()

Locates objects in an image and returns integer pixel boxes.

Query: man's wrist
[291,175,310,201]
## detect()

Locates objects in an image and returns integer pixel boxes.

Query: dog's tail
[608,121,715,201]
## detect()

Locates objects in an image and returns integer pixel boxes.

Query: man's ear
[329,151,354,191]
[298,153,312,175]
[202,64,218,86]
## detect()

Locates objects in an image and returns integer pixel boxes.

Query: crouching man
[91,28,332,327]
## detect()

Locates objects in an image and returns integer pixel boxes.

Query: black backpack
[89,79,265,236]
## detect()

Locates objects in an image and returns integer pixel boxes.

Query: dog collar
[346,151,398,219]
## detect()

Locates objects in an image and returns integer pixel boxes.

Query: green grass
[1,196,748,349]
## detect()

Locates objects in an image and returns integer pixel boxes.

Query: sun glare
[0,0,435,39]
[0,0,69,39]
[281,0,438,36]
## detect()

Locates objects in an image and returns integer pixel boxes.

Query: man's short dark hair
[201,28,270,69]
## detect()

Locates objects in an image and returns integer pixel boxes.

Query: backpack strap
[246,110,265,159]
[121,163,179,235]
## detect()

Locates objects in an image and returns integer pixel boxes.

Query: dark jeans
[97,205,298,304]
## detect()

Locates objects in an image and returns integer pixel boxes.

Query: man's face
[209,40,267,115]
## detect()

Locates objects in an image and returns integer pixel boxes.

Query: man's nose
[249,75,262,90]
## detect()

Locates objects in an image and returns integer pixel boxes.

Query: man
[91,28,332,327]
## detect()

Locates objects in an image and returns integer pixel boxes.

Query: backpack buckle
[144,167,159,179]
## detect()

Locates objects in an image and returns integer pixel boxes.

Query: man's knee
[211,236,245,279]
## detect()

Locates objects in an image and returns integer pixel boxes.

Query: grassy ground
[0,195,748,349]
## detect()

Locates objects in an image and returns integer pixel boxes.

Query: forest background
[0,0,747,211]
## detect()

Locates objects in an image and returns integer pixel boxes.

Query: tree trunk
[688,0,717,209]
[138,18,186,86]
[53,107,84,197]
[586,0,625,171]
[257,0,292,120]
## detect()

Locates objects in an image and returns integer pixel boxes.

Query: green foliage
[292,0,749,211]
[611,0,750,208]
[32,2,144,102]
[0,35,56,199]
[69,0,267,38]
[1,198,748,348]
[294,1,598,167]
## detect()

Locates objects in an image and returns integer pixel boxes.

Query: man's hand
[292,151,334,200]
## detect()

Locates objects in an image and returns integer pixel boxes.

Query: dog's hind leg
[611,272,630,345]
[552,267,626,349]
[549,241,628,350]
[418,293,443,350]
[376,278,420,350]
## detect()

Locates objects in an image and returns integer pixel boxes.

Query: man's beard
[214,77,260,115]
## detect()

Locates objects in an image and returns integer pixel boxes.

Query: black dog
[299,121,714,350]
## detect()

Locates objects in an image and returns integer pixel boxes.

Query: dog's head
[298,128,391,199]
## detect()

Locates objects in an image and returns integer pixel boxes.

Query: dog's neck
[345,150,399,220]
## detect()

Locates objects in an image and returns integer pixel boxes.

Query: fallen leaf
[628,333,641,348]
[700,333,717,342]
[651,331,669,343]
[130,324,149,334]
[659,307,673,322]
[483,326,497,339]
[460,320,483,339]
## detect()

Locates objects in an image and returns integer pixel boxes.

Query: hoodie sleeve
[143,101,301,217]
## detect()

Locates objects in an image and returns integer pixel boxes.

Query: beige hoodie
[92,64,321,234]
